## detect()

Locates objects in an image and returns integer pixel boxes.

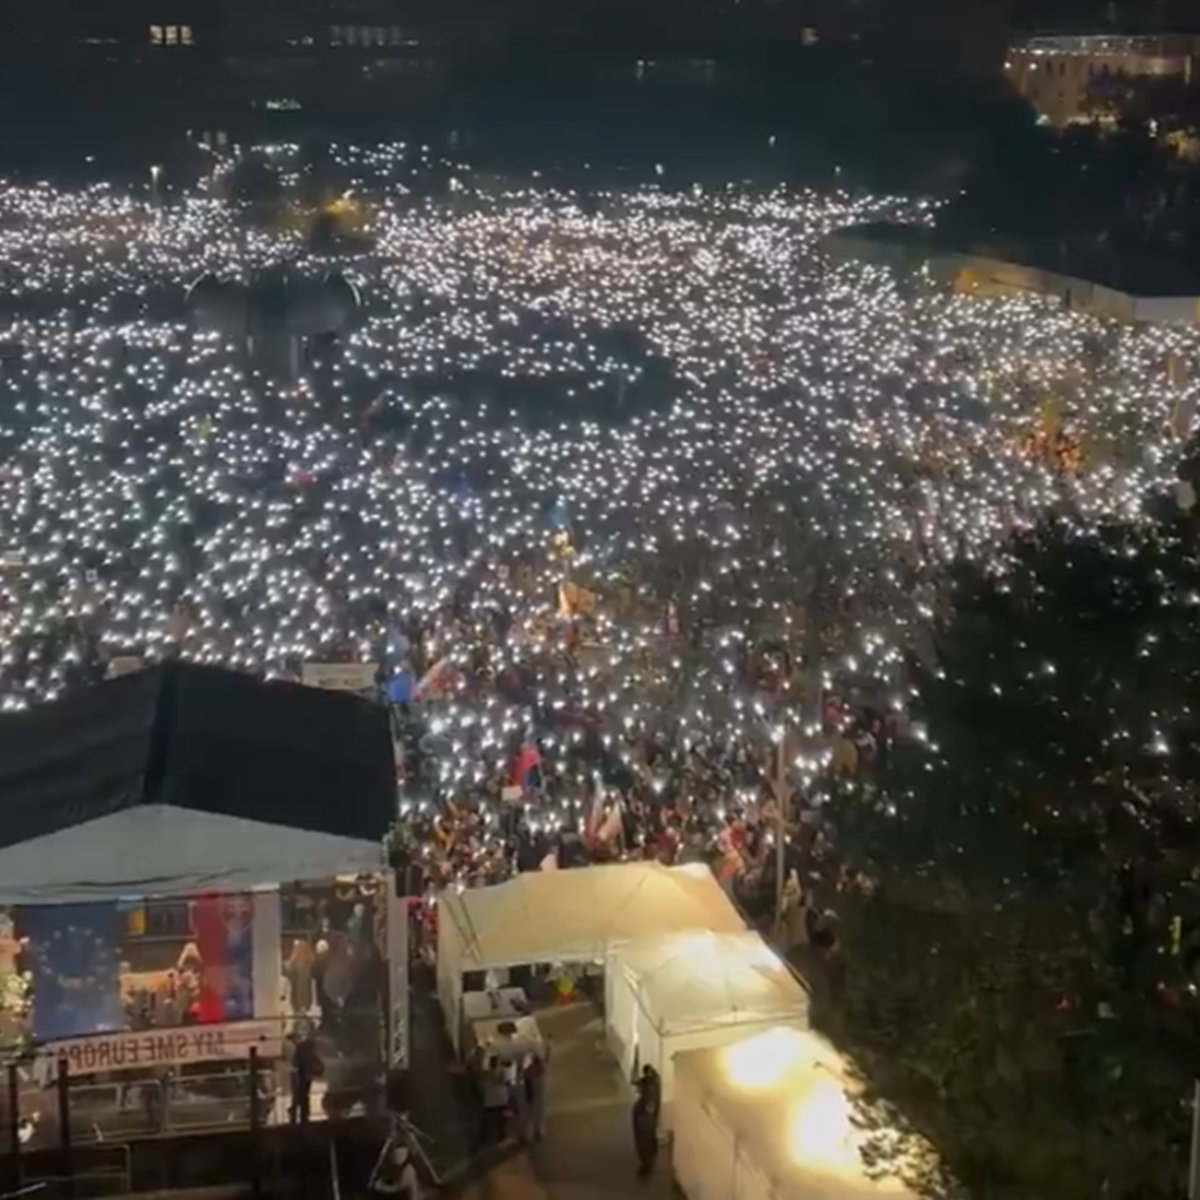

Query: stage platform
[5,1115,389,1200]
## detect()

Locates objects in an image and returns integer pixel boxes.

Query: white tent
[0,807,385,903]
[673,1027,932,1200]
[605,931,809,1126]
[437,862,746,1047]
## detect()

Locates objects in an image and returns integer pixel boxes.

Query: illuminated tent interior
[672,1027,929,1200]
[0,663,394,902]
[604,931,810,1126]
[437,862,745,1047]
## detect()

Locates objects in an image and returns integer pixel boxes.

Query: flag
[387,670,415,704]
[417,656,457,698]
[598,800,624,845]
[509,742,541,791]
[583,784,606,844]
[21,903,122,1043]
[558,582,596,619]
[192,893,255,1024]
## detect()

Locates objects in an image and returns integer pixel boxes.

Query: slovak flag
[416,656,457,698]
[583,785,606,845]
[598,800,624,845]
[192,894,255,1024]
[509,742,541,791]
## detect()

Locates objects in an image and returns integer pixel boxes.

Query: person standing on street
[523,1052,547,1143]
[632,1087,658,1178]
[479,1057,509,1146]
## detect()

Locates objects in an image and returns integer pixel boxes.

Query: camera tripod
[369,1111,443,1190]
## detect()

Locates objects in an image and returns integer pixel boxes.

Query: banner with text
[107,657,146,679]
[38,1019,282,1076]
[302,663,377,693]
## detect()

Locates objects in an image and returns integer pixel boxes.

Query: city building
[1006,33,1199,126]
[42,0,462,60]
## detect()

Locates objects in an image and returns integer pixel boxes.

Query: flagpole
[1189,1078,1200,1200]
[772,727,787,940]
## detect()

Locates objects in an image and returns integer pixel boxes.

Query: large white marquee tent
[604,930,810,1126]
[673,1027,931,1200]
[437,862,744,1046]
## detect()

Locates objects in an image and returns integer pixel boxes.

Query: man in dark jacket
[289,1027,323,1126]
[632,1089,658,1178]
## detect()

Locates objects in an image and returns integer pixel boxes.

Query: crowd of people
[0,141,1196,899]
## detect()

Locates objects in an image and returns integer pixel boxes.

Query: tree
[822,514,1200,1200]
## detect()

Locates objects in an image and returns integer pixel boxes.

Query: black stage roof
[0,663,394,902]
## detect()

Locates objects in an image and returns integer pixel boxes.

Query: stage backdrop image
[280,878,388,1069]
[191,894,255,1023]
[117,893,262,1029]
[0,907,30,1051]
[20,903,123,1043]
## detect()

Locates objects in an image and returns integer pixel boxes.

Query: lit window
[149,25,164,43]
[181,24,193,44]
[165,25,178,43]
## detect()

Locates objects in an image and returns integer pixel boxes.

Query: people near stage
[284,938,316,1019]
[288,1023,324,1126]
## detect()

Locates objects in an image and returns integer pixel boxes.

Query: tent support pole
[249,1046,263,1200]
[56,1056,73,1200]
[7,1061,21,1196]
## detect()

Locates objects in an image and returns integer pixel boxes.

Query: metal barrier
[10,1064,282,1145]
[5,1042,387,1151]
[19,1143,131,1200]
[16,1173,129,1200]
[162,1065,278,1133]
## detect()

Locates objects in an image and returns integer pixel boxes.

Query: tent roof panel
[0,805,384,903]
[615,930,810,1035]
[442,862,746,969]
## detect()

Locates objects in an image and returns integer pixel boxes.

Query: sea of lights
[0,142,1194,829]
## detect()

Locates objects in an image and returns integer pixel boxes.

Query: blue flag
[21,903,123,1043]
[387,671,415,704]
